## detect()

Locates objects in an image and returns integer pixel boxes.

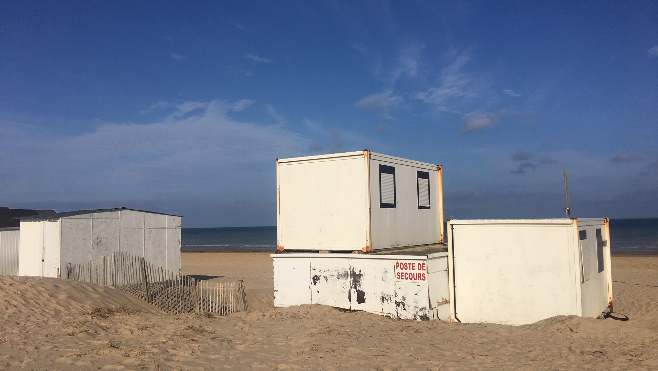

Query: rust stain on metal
[364,149,372,252]
[362,245,371,253]
[436,164,445,244]
[277,245,284,252]
[608,298,614,313]
[436,299,450,306]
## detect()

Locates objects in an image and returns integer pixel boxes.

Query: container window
[596,228,605,273]
[417,171,430,209]
[379,164,396,208]
[579,230,587,240]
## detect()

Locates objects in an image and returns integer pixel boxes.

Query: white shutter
[380,173,395,205]
[418,178,430,208]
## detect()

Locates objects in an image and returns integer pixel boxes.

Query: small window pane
[379,165,396,208]
[596,228,605,273]
[417,171,430,209]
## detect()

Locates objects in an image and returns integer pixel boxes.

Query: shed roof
[0,207,58,228]
[18,207,181,221]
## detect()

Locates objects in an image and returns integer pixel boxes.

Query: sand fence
[65,251,247,315]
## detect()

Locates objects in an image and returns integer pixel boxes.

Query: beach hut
[18,207,182,278]
[0,207,57,276]
[277,150,444,252]
[447,218,613,325]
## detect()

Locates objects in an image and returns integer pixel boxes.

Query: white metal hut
[18,207,182,278]
[0,207,57,276]
[447,218,613,325]
[276,150,444,252]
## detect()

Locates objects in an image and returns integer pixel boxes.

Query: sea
[181,218,658,253]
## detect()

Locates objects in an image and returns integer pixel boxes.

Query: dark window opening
[596,228,606,273]
[579,230,587,240]
[379,164,396,208]
[417,171,430,209]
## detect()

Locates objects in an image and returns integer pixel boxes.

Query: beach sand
[1,252,657,370]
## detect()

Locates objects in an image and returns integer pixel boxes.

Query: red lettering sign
[394,260,427,281]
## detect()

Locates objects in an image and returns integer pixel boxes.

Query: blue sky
[1,1,657,227]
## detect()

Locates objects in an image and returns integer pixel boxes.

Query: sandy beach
[1,252,657,370]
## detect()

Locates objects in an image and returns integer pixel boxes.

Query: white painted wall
[448,218,612,325]
[42,220,61,278]
[369,153,441,250]
[18,221,45,277]
[578,218,613,318]
[277,152,369,251]
[272,253,450,320]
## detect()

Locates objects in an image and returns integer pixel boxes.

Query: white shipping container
[272,252,451,320]
[277,150,444,252]
[447,218,613,325]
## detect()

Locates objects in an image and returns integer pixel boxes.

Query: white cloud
[355,91,403,112]
[502,89,521,97]
[303,118,324,134]
[172,101,209,117]
[648,46,658,57]
[232,99,255,111]
[244,54,271,64]
[461,108,522,134]
[414,51,477,111]
[0,100,310,202]
[171,53,186,60]
[266,104,286,124]
[141,101,171,114]
[391,43,424,81]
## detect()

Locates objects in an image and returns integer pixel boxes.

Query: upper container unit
[277,150,444,252]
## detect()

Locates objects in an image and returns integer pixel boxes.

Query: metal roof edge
[271,253,429,260]
[448,218,575,225]
[277,150,366,164]
[18,207,182,220]
[369,152,438,170]
[277,150,441,170]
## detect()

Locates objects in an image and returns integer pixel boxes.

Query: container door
[578,222,610,317]
[42,221,60,277]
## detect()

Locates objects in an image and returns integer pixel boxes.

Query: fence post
[191,278,199,314]
[66,263,71,279]
[139,257,150,303]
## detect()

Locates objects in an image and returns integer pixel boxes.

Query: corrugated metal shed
[18,207,182,278]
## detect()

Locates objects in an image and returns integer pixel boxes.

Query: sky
[1,1,657,227]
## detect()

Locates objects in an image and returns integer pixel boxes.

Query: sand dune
[0,253,657,370]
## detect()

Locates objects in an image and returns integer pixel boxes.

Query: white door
[42,221,60,278]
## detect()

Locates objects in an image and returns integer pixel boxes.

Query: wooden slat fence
[65,251,247,315]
